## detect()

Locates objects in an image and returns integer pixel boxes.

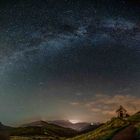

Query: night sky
[0,0,140,125]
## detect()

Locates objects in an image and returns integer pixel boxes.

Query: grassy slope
[128,113,140,140]
[135,123,140,140]
[10,136,65,140]
[69,113,140,140]
[67,118,129,140]
[128,113,140,123]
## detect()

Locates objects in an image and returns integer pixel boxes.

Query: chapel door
[120,111,123,117]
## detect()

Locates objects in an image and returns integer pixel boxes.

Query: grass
[128,113,140,123]
[135,123,140,140]
[10,136,66,140]
[10,127,44,136]
[9,123,77,137]
[10,136,33,140]
[127,113,140,140]
[8,124,77,140]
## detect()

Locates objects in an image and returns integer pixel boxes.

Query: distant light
[69,120,80,124]
[91,123,94,125]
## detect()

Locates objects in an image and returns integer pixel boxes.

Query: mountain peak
[21,120,48,127]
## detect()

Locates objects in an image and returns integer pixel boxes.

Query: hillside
[0,120,101,140]
[67,118,130,140]
[21,120,49,127]
[11,121,77,138]
[70,118,129,140]
[68,113,140,140]
[0,121,78,140]
[127,112,140,123]
[128,112,140,140]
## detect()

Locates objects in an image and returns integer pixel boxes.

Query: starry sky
[0,0,140,126]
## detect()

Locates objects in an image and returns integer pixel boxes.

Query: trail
[112,125,136,140]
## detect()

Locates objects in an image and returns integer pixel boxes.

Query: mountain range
[21,120,101,132]
[48,120,92,131]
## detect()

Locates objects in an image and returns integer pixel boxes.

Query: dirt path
[112,125,136,140]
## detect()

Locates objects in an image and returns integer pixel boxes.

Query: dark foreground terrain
[112,125,136,140]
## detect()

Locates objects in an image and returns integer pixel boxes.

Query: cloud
[85,94,140,118]
[67,94,140,122]
[70,102,80,106]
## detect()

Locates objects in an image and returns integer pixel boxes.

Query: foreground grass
[127,113,140,140]
[128,113,140,123]
[10,136,33,140]
[135,123,140,140]
[10,136,66,140]
[67,118,129,140]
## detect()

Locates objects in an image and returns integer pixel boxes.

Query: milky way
[0,0,140,125]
